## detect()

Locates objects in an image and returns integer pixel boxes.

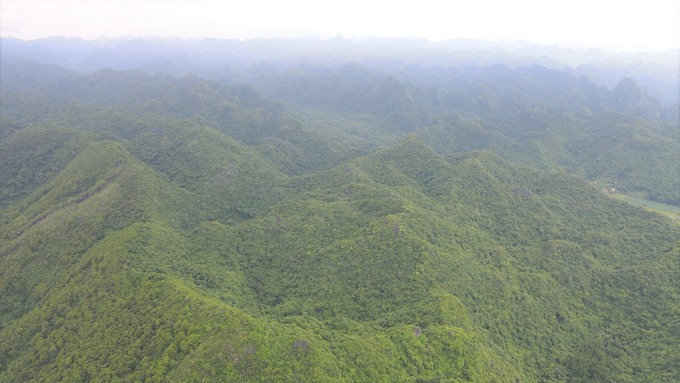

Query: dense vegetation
[1,50,679,382]
[3,57,678,205]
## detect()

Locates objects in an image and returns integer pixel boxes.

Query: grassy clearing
[608,193,680,223]
[621,196,680,212]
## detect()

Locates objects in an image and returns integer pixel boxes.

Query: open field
[609,193,680,223]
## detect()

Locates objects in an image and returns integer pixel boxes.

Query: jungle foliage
[1,60,679,382]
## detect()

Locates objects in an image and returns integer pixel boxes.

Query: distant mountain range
[3,36,678,106]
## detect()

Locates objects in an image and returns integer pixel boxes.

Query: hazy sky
[2,0,679,51]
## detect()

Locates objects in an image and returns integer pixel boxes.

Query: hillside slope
[1,127,679,382]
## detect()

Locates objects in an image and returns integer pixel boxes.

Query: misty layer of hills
[0,36,679,382]
[2,35,679,106]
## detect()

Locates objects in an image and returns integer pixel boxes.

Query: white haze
[1,0,679,52]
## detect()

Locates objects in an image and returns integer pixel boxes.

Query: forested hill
[2,58,680,382]
[2,124,680,382]
[3,59,679,205]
